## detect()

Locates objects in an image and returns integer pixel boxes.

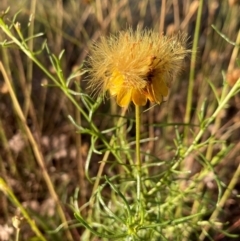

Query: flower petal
[152,74,169,97]
[116,87,132,107]
[144,83,163,104]
[107,71,124,96]
[132,89,147,106]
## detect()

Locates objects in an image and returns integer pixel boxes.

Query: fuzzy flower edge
[87,28,189,107]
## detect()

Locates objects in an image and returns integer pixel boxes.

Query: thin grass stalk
[147,106,155,152]
[95,0,103,25]
[74,78,87,209]
[23,0,36,116]
[0,35,12,77]
[198,28,240,241]
[0,178,47,241]
[0,62,74,241]
[87,108,127,219]
[2,46,37,174]
[182,81,240,164]
[0,18,129,168]
[113,102,132,175]
[199,163,240,240]
[184,0,204,138]
[228,29,240,72]
[0,118,17,175]
[182,81,229,241]
[187,29,240,239]
[38,78,48,131]
[55,0,63,53]
[178,0,204,218]
[138,0,149,29]
[159,0,166,33]
[82,106,128,239]
[18,1,43,170]
[0,155,9,221]
[0,36,18,176]
[161,76,240,214]
[173,0,180,29]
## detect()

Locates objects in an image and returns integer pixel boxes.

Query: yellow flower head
[87,28,189,107]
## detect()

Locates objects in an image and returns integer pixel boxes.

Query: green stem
[135,105,141,202]
[184,0,204,138]
[135,105,141,169]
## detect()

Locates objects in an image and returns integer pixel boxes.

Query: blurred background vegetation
[0,0,240,240]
